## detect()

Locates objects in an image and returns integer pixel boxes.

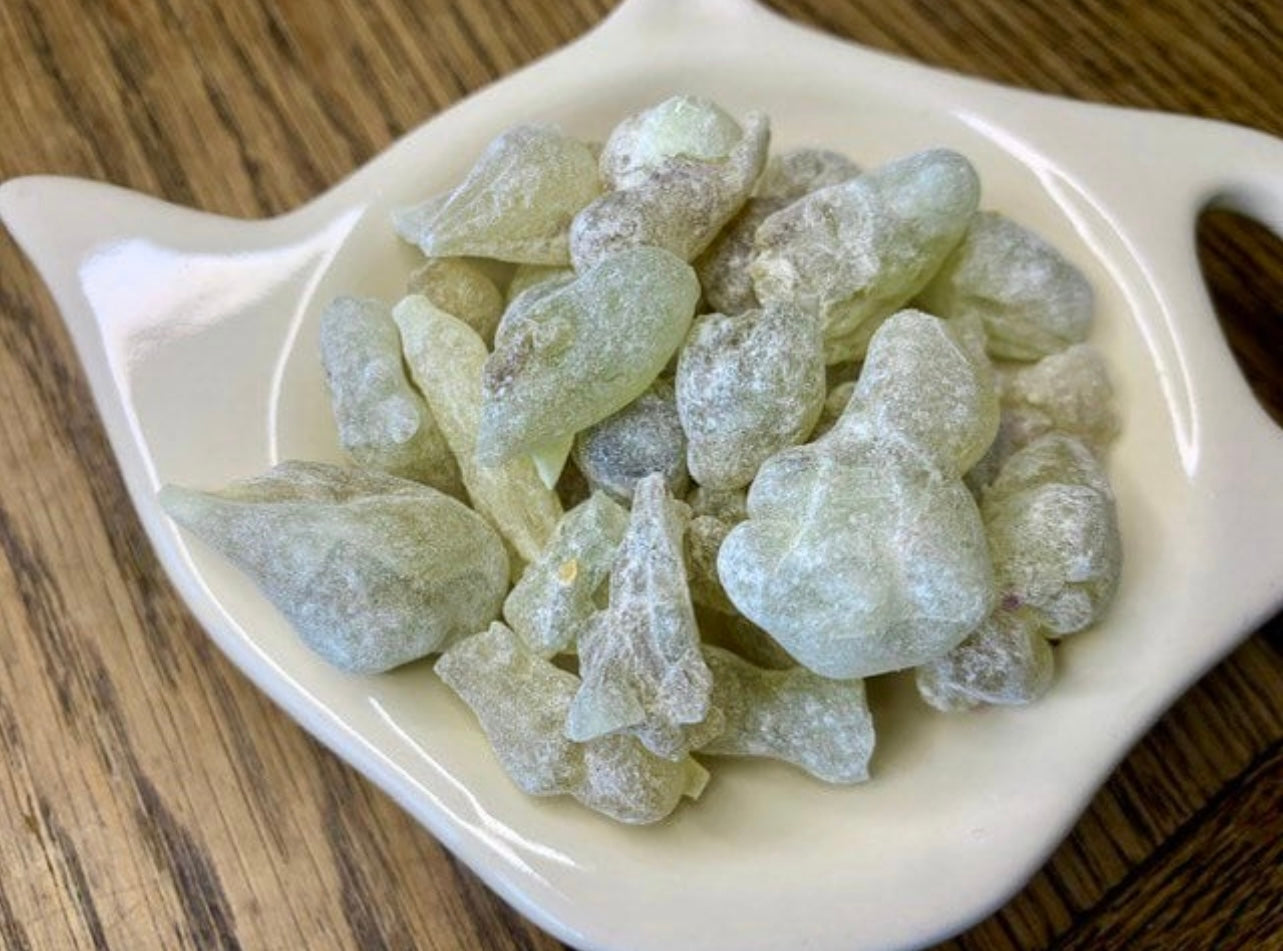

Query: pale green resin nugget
[477,246,699,466]
[159,462,509,674]
[918,211,1094,360]
[718,311,997,679]
[319,297,464,498]
[393,124,601,265]
[567,474,722,760]
[701,646,875,783]
[503,493,629,657]
[915,608,1054,712]
[393,295,563,566]
[572,381,688,503]
[436,623,708,824]
[405,258,505,344]
[752,149,979,364]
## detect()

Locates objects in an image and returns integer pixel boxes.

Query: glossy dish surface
[4,1,1283,948]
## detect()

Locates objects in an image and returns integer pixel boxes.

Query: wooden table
[1,1,1281,948]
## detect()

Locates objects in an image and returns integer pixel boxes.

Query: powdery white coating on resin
[405,258,505,344]
[915,608,1054,712]
[159,462,509,674]
[917,211,1094,360]
[752,149,979,364]
[755,148,862,201]
[319,297,464,498]
[599,95,744,191]
[393,295,563,566]
[570,111,769,270]
[701,646,875,783]
[503,492,629,657]
[478,246,699,465]
[436,623,708,825]
[982,433,1121,636]
[572,381,687,503]
[676,303,826,490]
[393,124,601,265]
[567,474,722,760]
[718,311,996,679]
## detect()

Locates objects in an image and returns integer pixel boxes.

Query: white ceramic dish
[4,1,1283,948]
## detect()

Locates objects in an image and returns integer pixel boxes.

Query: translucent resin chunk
[393,295,562,565]
[570,111,769,270]
[393,125,601,265]
[718,311,996,679]
[982,434,1121,635]
[677,303,825,490]
[319,296,464,498]
[478,246,699,465]
[504,493,629,656]
[567,474,722,759]
[406,258,504,343]
[1000,344,1120,453]
[755,148,861,201]
[915,608,1053,711]
[436,623,708,824]
[572,381,688,503]
[701,646,875,783]
[917,211,1094,360]
[599,95,744,190]
[752,149,979,364]
[159,462,508,674]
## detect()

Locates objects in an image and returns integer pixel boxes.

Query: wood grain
[1,1,1281,949]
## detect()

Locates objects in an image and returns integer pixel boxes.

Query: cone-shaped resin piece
[918,211,1093,360]
[504,493,630,656]
[393,295,562,566]
[983,434,1121,635]
[159,462,509,674]
[676,302,826,490]
[478,246,699,465]
[701,646,875,783]
[570,109,769,270]
[406,258,505,344]
[752,149,979,363]
[319,297,463,498]
[718,312,996,679]
[436,623,708,824]
[567,474,721,759]
[393,124,601,265]
[915,608,1054,712]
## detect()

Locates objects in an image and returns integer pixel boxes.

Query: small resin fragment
[718,311,996,679]
[572,381,688,503]
[567,474,722,759]
[406,258,504,343]
[809,381,855,441]
[752,149,980,363]
[319,296,464,498]
[478,246,699,465]
[570,111,769,269]
[160,462,508,674]
[393,124,601,265]
[915,608,1053,711]
[687,485,748,525]
[701,646,875,783]
[504,493,629,656]
[599,95,744,191]
[917,211,1093,360]
[436,623,708,824]
[755,148,862,201]
[393,295,562,566]
[677,303,825,490]
[982,434,1121,635]
[695,197,789,315]
[506,263,574,304]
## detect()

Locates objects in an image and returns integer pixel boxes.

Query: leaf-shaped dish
[4,1,1283,948]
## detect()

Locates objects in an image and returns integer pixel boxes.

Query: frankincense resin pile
[161,96,1121,824]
